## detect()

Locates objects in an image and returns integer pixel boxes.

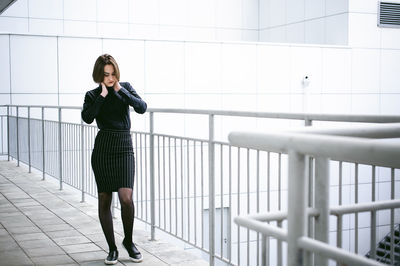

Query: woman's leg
[98,192,117,251]
[118,188,134,244]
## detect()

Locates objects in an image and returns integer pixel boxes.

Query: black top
[81,82,147,130]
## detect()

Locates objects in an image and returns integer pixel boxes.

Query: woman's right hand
[100,82,108,97]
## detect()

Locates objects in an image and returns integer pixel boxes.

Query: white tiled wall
[0,0,258,43]
[2,33,399,119]
[259,0,349,45]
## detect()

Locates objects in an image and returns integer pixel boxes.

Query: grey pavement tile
[18,205,48,212]
[156,249,204,265]
[39,223,73,232]
[119,254,169,266]
[85,233,106,243]
[32,217,66,226]
[8,225,42,235]
[30,254,76,265]
[94,240,108,251]
[22,209,53,216]
[13,200,40,207]
[171,259,209,266]
[0,211,23,219]
[77,225,103,235]
[0,238,19,252]
[139,241,180,254]
[62,243,102,254]
[46,229,83,239]
[0,249,33,265]
[18,238,58,249]
[68,250,108,263]
[79,260,124,266]
[0,228,8,236]
[24,245,66,257]
[53,235,92,246]
[13,232,50,242]
[1,218,35,228]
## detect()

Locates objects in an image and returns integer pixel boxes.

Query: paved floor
[0,160,208,266]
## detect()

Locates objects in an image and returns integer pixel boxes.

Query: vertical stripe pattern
[91,129,135,192]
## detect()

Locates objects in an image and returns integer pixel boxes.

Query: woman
[82,54,147,264]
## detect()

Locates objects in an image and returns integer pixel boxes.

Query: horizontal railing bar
[228,130,400,168]
[152,133,208,142]
[238,199,400,223]
[289,123,400,139]
[330,199,400,215]
[298,237,385,266]
[245,208,319,222]
[3,105,400,123]
[234,216,288,241]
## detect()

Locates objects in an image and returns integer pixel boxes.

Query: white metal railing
[229,124,400,266]
[1,104,400,266]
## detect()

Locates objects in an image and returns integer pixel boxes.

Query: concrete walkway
[0,160,208,266]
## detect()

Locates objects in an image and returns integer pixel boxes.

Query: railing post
[262,234,267,266]
[304,118,313,266]
[16,106,19,166]
[111,192,117,218]
[58,107,63,190]
[314,157,330,266]
[209,114,215,266]
[80,118,85,203]
[42,107,45,180]
[28,106,31,173]
[287,150,307,266]
[7,106,10,161]
[149,112,156,240]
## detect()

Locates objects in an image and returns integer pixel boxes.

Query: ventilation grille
[378,2,400,28]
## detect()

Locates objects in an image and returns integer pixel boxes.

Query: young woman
[82,54,147,264]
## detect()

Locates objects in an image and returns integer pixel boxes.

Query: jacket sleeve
[117,82,147,114]
[81,91,105,124]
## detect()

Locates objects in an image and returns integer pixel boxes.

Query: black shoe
[122,240,143,263]
[104,250,118,265]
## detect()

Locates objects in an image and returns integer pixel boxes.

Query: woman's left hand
[113,81,121,92]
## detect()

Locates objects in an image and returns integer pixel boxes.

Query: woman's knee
[98,192,112,209]
[118,189,133,208]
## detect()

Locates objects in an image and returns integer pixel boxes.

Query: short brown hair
[92,54,120,83]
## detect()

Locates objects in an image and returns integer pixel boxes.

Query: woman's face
[103,64,116,87]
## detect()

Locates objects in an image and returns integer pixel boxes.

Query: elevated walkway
[0,160,207,266]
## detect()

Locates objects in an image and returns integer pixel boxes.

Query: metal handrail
[229,125,400,266]
[3,104,400,266]
[3,104,400,123]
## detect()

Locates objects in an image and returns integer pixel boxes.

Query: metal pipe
[7,106,10,161]
[80,119,85,203]
[228,130,400,168]
[287,151,307,266]
[246,148,250,266]
[16,106,19,166]
[3,105,400,123]
[208,114,215,266]
[314,157,330,266]
[355,163,359,254]
[234,216,288,241]
[149,112,155,240]
[298,237,385,266]
[228,145,232,263]
[330,199,400,214]
[28,107,31,173]
[370,166,376,260]
[390,168,395,265]
[58,107,62,190]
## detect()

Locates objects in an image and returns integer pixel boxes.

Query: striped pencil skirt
[91,129,135,193]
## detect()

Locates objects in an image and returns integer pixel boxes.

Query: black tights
[98,188,135,251]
